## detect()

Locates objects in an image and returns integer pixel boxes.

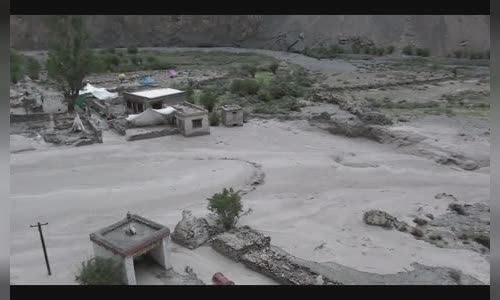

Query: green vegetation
[127,46,139,54]
[209,111,220,126]
[10,49,24,83]
[415,48,431,57]
[241,64,257,78]
[269,61,280,74]
[230,79,260,96]
[26,57,41,80]
[386,45,395,54]
[46,16,94,113]
[75,257,123,285]
[207,188,251,230]
[402,45,414,56]
[199,90,218,112]
[10,49,42,82]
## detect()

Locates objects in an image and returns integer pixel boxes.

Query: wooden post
[30,222,51,276]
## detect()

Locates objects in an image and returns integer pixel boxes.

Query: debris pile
[210,226,339,285]
[172,210,211,249]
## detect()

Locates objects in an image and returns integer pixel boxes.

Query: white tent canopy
[79,83,118,100]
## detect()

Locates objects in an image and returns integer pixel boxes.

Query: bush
[127,47,139,54]
[199,90,218,112]
[230,79,260,96]
[375,47,385,56]
[10,49,24,83]
[209,111,220,126]
[130,55,142,66]
[257,89,272,102]
[241,64,257,78]
[269,62,279,74]
[351,44,361,54]
[207,188,251,230]
[267,78,304,99]
[386,45,395,54]
[25,57,41,80]
[105,47,116,54]
[75,257,123,285]
[402,45,414,56]
[146,56,157,64]
[415,48,430,57]
[453,50,464,59]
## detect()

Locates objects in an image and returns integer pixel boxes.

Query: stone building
[89,212,172,285]
[220,104,243,127]
[173,102,210,137]
[123,88,186,114]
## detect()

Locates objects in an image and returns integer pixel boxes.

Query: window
[152,102,162,109]
[126,101,132,109]
[192,119,202,128]
[232,111,237,115]
[137,103,144,112]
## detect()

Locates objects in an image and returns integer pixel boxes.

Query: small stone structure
[123,88,186,114]
[173,102,210,137]
[90,212,172,285]
[220,104,243,127]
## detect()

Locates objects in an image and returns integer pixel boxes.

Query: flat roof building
[123,88,186,114]
[90,213,172,285]
[220,104,244,127]
[173,102,210,137]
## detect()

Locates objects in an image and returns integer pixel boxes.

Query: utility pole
[30,222,51,276]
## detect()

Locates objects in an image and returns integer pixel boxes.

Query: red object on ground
[212,272,235,285]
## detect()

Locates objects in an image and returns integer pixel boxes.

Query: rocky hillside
[10,15,490,56]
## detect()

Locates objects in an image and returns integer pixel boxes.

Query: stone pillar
[123,256,136,285]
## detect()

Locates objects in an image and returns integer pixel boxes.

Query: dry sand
[10,118,489,284]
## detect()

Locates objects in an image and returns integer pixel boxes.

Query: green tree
[402,45,414,56]
[269,61,280,74]
[10,49,24,83]
[75,257,123,285]
[200,90,218,112]
[46,16,94,113]
[207,188,252,230]
[26,57,41,80]
[241,64,257,78]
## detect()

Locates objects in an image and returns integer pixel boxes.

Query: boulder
[363,210,407,230]
[172,210,211,249]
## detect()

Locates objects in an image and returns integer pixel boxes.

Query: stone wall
[210,226,339,285]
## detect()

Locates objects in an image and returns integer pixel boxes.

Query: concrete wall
[176,113,210,137]
[222,110,244,126]
[124,93,186,114]
[149,237,172,270]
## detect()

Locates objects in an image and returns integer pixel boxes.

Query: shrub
[105,47,116,54]
[267,79,304,99]
[199,90,218,112]
[375,47,385,56]
[127,47,139,54]
[230,79,260,96]
[146,56,157,64]
[415,48,430,57]
[207,188,251,230]
[104,54,120,67]
[257,89,272,102]
[241,64,257,78]
[351,44,361,54]
[363,45,372,55]
[130,55,142,66]
[75,257,123,285]
[269,61,279,74]
[10,49,24,83]
[25,57,41,80]
[402,45,414,56]
[386,45,395,54]
[209,111,220,126]
[453,50,464,59]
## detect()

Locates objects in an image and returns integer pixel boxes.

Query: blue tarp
[142,76,155,85]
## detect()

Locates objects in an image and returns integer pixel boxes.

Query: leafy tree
[10,49,24,83]
[207,188,252,230]
[199,90,218,112]
[402,45,414,56]
[46,16,94,113]
[241,64,257,78]
[26,57,41,80]
[269,61,280,74]
[75,257,123,285]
